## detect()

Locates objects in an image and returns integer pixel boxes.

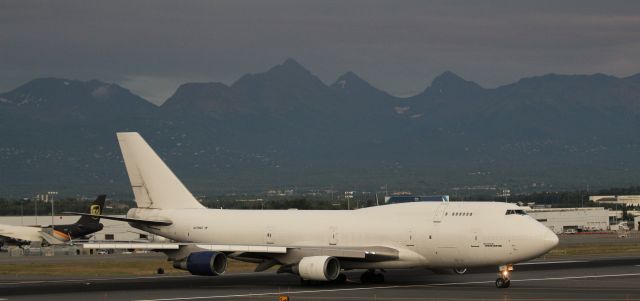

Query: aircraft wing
[81,242,399,261]
[0,224,44,242]
[63,212,172,226]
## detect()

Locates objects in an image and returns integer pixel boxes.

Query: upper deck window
[505,209,527,215]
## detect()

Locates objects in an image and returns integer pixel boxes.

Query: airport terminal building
[525,207,610,234]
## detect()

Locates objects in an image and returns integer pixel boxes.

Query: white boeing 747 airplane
[76,132,558,288]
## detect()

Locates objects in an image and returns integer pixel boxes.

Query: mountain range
[1,59,640,198]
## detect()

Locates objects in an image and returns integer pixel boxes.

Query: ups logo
[90,205,101,219]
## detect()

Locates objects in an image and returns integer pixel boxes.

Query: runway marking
[517,260,588,265]
[0,272,268,284]
[133,272,640,301]
[433,273,640,286]
[0,274,196,285]
[0,272,266,286]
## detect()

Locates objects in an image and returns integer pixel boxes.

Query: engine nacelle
[293,256,340,281]
[173,251,227,276]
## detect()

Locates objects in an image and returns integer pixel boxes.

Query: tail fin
[117,132,205,209]
[77,195,106,225]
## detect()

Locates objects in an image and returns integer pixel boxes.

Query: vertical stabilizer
[76,195,106,225]
[117,132,205,209]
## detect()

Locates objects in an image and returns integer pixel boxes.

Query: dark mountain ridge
[1,60,639,197]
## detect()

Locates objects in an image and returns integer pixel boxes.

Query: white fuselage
[128,201,558,269]
[0,224,43,243]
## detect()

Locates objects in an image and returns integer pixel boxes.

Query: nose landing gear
[495,264,512,288]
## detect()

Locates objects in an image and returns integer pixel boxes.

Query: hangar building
[525,207,610,234]
[590,195,640,206]
[0,215,153,242]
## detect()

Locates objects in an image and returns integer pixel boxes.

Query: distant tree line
[1,186,640,215]
[501,186,640,208]
[0,196,379,215]
[0,198,135,216]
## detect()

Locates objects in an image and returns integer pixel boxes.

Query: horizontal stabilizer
[38,231,66,245]
[63,212,172,226]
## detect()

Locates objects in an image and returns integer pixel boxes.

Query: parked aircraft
[0,195,105,247]
[77,133,558,288]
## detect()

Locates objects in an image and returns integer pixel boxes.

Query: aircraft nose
[543,229,559,251]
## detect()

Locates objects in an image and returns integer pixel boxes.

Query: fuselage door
[405,228,415,247]
[266,226,274,244]
[329,226,338,245]
[433,203,449,223]
[471,231,480,248]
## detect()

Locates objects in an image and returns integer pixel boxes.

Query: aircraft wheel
[360,270,374,283]
[495,278,510,288]
[361,270,384,283]
[333,273,347,284]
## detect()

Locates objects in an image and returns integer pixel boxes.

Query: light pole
[21,198,27,226]
[35,195,38,224]
[48,191,57,226]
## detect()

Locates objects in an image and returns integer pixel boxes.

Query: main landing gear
[360,269,385,283]
[333,273,348,284]
[495,264,513,288]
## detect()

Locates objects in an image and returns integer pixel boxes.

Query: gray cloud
[1,0,639,104]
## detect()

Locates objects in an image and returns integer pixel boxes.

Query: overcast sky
[1,0,639,104]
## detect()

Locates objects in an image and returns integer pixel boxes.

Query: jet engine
[173,251,227,276]
[293,256,341,281]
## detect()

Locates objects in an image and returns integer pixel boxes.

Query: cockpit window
[505,209,527,215]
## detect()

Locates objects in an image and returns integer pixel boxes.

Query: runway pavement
[1,256,640,300]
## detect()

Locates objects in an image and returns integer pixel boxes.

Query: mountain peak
[426,71,483,93]
[0,77,155,110]
[282,58,304,68]
[232,58,326,94]
[266,58,311,75]
[330,71,392,103]
[332,71,368,89]
[432,71,467,85]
